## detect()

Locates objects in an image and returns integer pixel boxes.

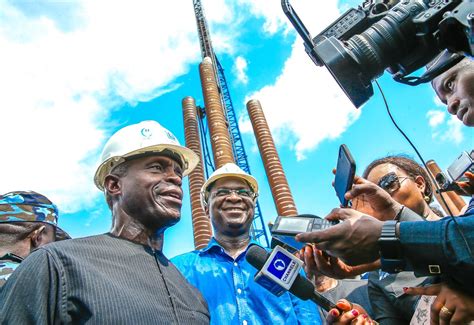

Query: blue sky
[0,0,472,258]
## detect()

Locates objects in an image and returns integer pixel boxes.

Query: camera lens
[314,0,429,107]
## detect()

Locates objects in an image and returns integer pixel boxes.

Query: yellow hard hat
[200,163,258,208]
[94,120,199,191]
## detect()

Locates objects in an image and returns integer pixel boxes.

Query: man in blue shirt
[172,163,322,324]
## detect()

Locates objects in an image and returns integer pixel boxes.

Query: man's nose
[165,170,182,186]
[447,96,460,115]
[226,191,242,202]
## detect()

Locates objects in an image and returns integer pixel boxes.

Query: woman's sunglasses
[377,172,411,194]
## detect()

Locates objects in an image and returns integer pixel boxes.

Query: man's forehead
[432,59,472,98]
[129,152,183,168]
[214,177,250,188]
[431,80,444,101]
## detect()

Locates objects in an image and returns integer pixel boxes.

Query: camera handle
[281,0,322,66]
[393,53,464,85]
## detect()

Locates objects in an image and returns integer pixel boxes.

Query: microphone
[246,245,336,312]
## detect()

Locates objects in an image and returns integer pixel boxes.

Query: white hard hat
[94,120,199,191]
[200,163,258,208]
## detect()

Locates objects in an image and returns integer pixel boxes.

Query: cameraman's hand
[327,299,373,325]
[300,245,380,280]
[347,175,403,221]
[296,208,383,266]
[456,171,474,197]
[405,283,474,324]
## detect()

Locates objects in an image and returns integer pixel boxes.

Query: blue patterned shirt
[0,259,21,287]
[172,238,322,325]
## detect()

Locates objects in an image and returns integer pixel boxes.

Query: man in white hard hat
[172,163,322,324]
[0,120,210,324]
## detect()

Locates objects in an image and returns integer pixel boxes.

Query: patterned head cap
[0,191,70,240]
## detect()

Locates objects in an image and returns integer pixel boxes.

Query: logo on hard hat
[165,130,177,141]
[141,128,152,139]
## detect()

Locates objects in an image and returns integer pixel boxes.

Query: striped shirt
[0,233,209,324]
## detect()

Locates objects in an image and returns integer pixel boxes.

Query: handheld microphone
[246,245,336,312]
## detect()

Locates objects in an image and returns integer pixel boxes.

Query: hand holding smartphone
[334,144,356,207]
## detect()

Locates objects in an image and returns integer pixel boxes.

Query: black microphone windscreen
[246,245,269,269]
[290,275,316,300]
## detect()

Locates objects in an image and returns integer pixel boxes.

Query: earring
[424,195,430,203]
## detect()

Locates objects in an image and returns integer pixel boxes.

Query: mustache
[153,182,183,200]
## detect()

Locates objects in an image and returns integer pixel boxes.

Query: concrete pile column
[199,56,234,168]
[182,96,213,249]
[246,99,298,216]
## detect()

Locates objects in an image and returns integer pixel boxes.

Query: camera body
[282,0,473,107]
[436,151,474,192]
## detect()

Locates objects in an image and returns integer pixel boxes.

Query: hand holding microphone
[246,245,374,323]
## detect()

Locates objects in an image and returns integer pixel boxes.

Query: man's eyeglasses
[377,172,411,194]
[212,188,257,200]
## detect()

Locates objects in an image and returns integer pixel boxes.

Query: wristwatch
[378,220,405,273]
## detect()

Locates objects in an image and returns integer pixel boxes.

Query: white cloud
[239,0,360,160]
[0,0,235,212]
[241,40,360,160]
[234,56,249,84]
[236,0,290,35]
[427,95,464,144]
[443,115,464,144]
[237,0,344,36]
[427,110,445,127]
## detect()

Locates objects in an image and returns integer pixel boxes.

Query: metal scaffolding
[192,0,269,247]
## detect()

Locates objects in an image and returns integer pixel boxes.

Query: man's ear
[104,174,122,196]
[30,225,48,249]
[204,205,209,218]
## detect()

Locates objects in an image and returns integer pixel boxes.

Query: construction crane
[192,0,270,247]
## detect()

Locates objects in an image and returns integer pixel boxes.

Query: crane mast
[192,0,270,246]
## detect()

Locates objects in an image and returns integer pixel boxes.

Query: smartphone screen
[334,144,356,207]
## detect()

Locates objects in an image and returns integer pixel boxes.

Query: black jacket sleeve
[0,248,66,324]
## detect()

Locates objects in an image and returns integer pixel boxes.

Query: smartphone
[334,144,356,207]
[270,214,339,252]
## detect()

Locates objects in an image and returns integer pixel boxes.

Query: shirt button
[233,262,238,267]
[237,288,242,294]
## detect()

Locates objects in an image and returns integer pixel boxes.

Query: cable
[374,80,473,258]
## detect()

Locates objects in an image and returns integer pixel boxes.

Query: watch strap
[379,220,405,273]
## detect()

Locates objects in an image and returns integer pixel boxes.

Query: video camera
[436,150,474,192]
[282,0,473,107]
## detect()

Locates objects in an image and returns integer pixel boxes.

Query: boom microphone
[246,245,336,312]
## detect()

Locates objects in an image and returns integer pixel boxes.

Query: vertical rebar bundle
[426,160,466,215]
[247,99,298,216]
[199,57,235,168]
[182,96,213,249]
